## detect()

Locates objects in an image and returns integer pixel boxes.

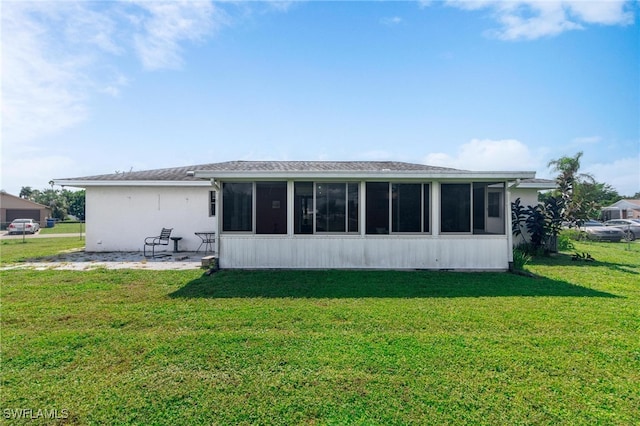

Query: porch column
[287,180,294,236]
[506,181,513,263]
[432,181,440,236]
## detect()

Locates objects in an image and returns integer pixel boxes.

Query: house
[54,161,551,270]
[0,191,52,229]
[602,199,640,220]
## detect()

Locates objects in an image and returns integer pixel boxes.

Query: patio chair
[143,228,173,257]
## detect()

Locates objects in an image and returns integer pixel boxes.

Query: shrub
[557,233,575,251]
[512,246,533,270]
[562,228,585,242]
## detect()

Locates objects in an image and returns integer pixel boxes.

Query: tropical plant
[547,151,599,226]
[511,196,564,253]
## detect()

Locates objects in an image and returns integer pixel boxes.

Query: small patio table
[170,236,182,253]
[195,232,216,254]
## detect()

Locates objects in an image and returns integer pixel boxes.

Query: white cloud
[380,16,403,26]
[99,72,130,97]
[586,156,640,196]
[1,1,227,144]
[571,136,602,146]
[2,2,91,145]
[567,0,635,25]
[424,138,542,171]
[446,0,635,40]
[0,1,231,194]
[1,154,76,193]
[130,1,225,70]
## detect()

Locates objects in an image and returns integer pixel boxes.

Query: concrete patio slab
[1,250,208,271]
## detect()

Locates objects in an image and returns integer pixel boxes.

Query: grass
[0,237,85,264]
[1,240,639,424]
[39,222,85,235]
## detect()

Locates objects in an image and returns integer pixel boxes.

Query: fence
[1,220,85,239]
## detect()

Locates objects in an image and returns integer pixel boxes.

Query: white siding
[85,186,216,252]
[219,235,509,270]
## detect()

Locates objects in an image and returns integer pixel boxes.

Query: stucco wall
[509,187,545,247]
[509,188,542,210]
[85,186,216,252]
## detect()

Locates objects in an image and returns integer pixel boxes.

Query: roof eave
[514,182,557,190]
[191,170,536,180]
[53,179,212,188]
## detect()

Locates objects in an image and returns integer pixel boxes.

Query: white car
[604,219,640,241]
[7,218,40,235]
[579,220,624,242]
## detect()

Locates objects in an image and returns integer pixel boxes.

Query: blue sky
[2,0,639,195]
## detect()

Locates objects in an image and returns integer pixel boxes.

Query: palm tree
[19,186,34,199]
[547,151,595,226]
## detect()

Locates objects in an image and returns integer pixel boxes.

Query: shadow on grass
[529,252,639,276]
[169,269,618,299]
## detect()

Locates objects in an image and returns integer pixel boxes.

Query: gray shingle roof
[57,161,464,182]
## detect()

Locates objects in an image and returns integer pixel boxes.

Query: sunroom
[191,161,534,270]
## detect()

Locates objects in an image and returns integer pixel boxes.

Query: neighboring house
[0,191,52,229]
[54,161,549,270]
[602,199,640,220]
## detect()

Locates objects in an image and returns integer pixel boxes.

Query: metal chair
[144,228,173,257]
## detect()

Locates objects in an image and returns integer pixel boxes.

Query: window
[222,183,253,232]
[488,191,501,218]
[294,182,359,234]
[256,182,287,234]
[316,183,346,232]
[392,183,421,232]
[423,184,430,233]
[294,182,313,234]
[440,183,471,233]
[440,182,505,234]
[366,182,389,234]
[209,191,216,216]
[473,184,485,232]
[348,183,359,232]
[367,182,430,234]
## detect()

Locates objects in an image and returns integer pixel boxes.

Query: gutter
[52,180,212,188]
[190,170,536,181]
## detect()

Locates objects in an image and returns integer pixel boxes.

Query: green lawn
[0,237,85,264]
[1,240,638,424]
[38,222,85,235]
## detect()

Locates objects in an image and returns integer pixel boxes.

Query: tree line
[513,151,639,253]
[19,186,85,221]
[540,151,638,222]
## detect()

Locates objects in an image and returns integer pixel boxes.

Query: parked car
[604,219,640,241]
[580,220,624,242]
[7,218,40,235]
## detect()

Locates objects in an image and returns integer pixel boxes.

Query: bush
[557,233,575,251]
[512,246,533,270]
[562,228,585,242]
[515,243,546,257]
